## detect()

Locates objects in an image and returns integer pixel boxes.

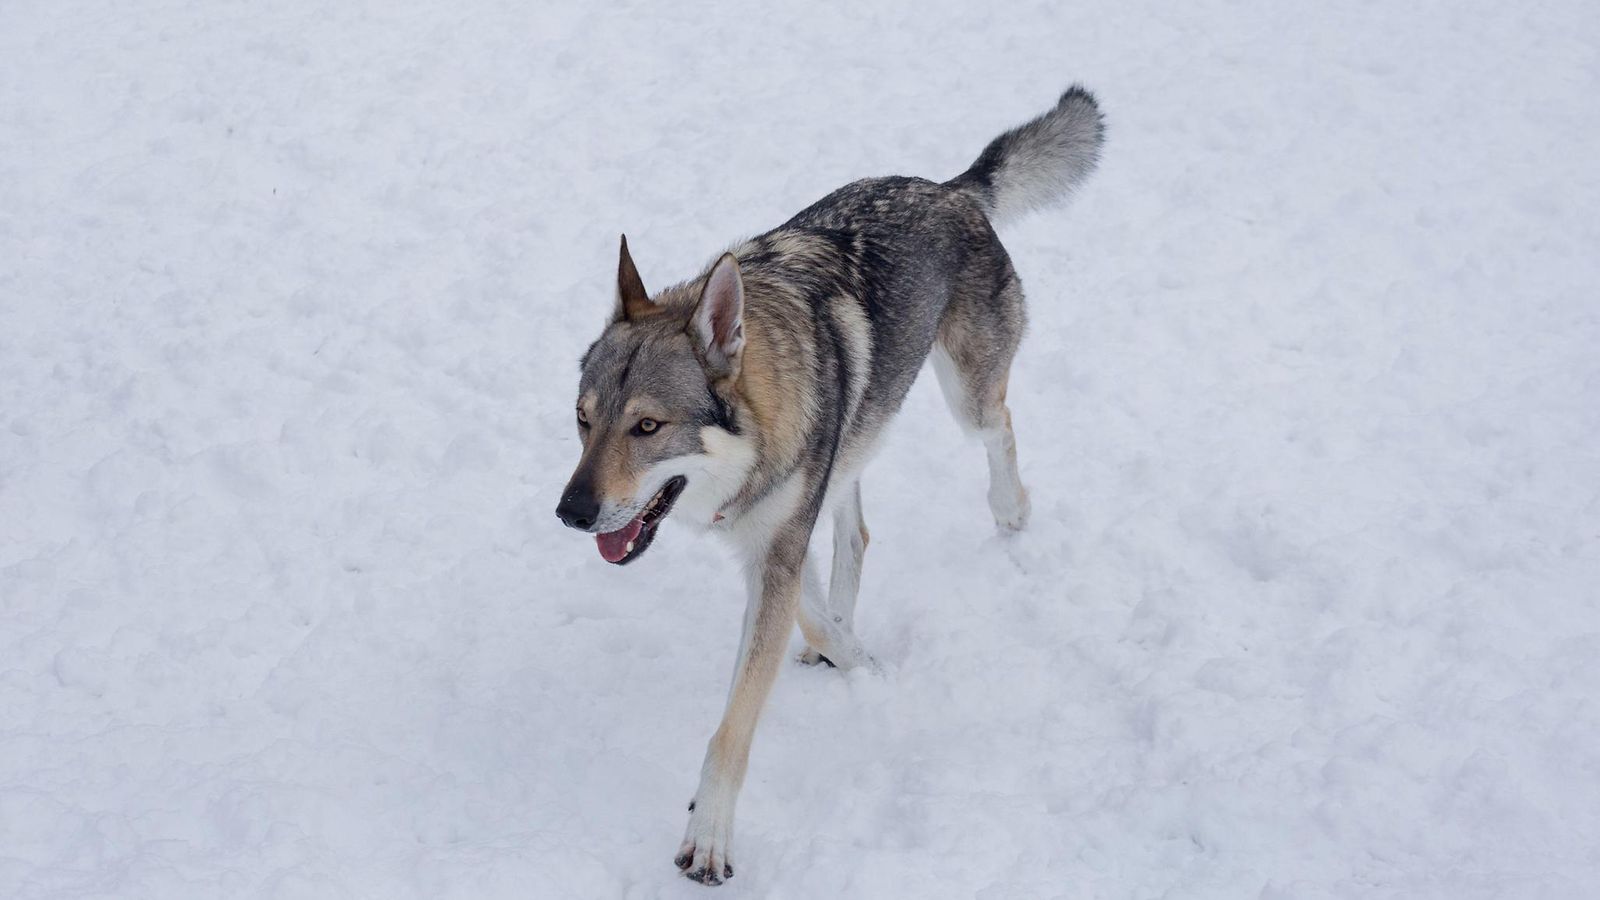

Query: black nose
[556,487,600,531]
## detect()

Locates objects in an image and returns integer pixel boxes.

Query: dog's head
[556,237,754,564]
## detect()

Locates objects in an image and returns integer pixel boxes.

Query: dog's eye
[576,408,590,428]
[634,418,660,435]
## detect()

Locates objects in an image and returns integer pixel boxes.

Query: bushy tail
[948,85,1105,227]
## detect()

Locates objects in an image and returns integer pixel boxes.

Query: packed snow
[3,1,1597,898]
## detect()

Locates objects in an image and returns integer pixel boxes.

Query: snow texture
[3,1,1598,898]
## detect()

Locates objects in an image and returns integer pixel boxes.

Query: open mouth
[595,476,687,565]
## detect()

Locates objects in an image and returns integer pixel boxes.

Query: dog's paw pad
[685,864,733,885]
[676,824,733,885]
[676,846,733,885]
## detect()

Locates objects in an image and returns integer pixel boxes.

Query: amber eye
[576,408,590,428]
[634,418,660,435]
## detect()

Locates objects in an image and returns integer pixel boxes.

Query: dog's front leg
[675,515,810,885]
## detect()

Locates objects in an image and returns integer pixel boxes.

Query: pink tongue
[596,516,644,563]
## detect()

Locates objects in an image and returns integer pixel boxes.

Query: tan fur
[829,292,874,412]
[734,324,808,472]
[590,439,640,507]
[575,391,644,506]
[707,573,799,769]
[721,260,828,496]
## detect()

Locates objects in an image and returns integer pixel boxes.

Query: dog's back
[720,86,1105,509]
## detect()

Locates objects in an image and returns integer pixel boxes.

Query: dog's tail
[947,85,1105,227]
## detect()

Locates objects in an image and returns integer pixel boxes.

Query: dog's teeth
[625,541,634,553]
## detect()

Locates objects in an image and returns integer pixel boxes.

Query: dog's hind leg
[797,480,877,670]
[932,271,1031,532]
[828,479,869,629]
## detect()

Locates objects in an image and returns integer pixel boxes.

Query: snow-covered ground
[4,1,1598,897]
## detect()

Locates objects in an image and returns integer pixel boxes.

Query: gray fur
[949,85,1105,226]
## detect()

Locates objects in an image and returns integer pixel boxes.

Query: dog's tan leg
[930,344,1031,533]
[829,480,869,627]
[676,514,808,885]
[979,383,1030,532]
[797,480,878,669]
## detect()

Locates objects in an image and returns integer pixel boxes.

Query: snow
[3,0,1598,897]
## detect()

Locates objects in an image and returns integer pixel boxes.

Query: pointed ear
[614,234,656,322]
[690,253,745,377]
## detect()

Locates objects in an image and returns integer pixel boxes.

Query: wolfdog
[556,86,1104,884]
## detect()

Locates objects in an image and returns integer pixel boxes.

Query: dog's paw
[992,485,1031,533]
[799,644,886,675]
[676,802,734,886]
[796,647,836,667]
[674,839,733,885]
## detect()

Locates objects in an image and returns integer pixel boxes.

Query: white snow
[3,1,1598,898]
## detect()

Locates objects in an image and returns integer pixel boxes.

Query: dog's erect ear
[690,253,745,377]
[614,234,657,322]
